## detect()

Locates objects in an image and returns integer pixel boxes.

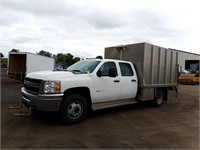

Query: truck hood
[26,70,78,80]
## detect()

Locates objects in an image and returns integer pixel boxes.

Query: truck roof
[102,59,132,63]
[85,58,132,64]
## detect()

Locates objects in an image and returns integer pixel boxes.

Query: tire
[154,89,164,107]
[59,94,88,124]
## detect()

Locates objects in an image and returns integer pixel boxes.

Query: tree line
[37,50,81,68]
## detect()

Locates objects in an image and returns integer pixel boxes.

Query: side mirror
[97,70,102,77]
[109,68,117,77]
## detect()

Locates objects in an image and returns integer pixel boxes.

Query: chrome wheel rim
[67,101,83,119]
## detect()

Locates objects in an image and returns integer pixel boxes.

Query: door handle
[114,80,120,83]
[131,79,136,82]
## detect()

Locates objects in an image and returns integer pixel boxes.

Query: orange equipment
[179,73,200,84]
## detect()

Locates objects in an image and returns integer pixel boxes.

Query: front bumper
[21,87,63,111]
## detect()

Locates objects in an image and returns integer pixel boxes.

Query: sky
[1,0,200,58]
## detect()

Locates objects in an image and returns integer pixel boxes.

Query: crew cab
[22,59,139,124]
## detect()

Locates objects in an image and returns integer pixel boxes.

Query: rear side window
[119,63,133,76]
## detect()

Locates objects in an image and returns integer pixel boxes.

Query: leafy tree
[73,57,81,63]
[1,58,7,62]
[10,49,19,52]
[53,54,57,59]
[55,53,80,68]
[96,56,103,59]
[37,50,52,57]
[0,53,4,57]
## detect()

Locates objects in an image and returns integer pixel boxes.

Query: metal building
[169,48,200,72]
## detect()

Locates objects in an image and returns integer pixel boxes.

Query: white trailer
[8,52,55,80]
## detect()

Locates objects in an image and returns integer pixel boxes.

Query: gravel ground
[1,73,199,149]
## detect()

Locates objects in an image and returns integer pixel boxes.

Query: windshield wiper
[66,69,82,74]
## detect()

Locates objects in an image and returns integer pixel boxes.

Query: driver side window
[97,62,117,76]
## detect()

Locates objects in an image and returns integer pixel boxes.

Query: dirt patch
[1,78,199,149]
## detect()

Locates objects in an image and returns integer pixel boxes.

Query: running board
[92,99,137,111]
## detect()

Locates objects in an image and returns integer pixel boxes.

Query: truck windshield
[67,60,101,74]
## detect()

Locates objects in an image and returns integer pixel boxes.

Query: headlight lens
[43,81,61,93]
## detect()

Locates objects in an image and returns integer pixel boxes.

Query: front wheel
[154,89,164,107]
[59,94,88,124]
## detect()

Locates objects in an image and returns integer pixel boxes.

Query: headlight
[43,81,61,93]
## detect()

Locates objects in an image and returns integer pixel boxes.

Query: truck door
[93,61,120,103]
[119,62,138,99]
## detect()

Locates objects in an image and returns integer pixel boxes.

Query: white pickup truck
[22,59,139,124]
[21,43,178,124]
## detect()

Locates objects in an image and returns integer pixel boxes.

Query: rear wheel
[154,89,164,107]
[59,94,88,124]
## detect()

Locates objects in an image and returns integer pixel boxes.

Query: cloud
[3,0,125,30]
[1,0,200,58]
[3,0,77,17]
[79,7,126,29]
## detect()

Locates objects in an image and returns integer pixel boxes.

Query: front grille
[24,77,43,94]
